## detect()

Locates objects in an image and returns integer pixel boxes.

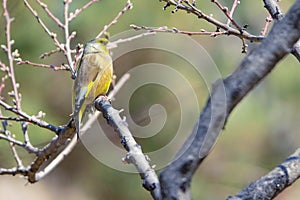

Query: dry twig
[96,0,133,39]
[133,0,264,53]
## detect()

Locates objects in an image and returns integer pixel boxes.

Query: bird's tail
[74,105,84,139]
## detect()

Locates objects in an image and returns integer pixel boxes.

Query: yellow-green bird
[73,37,113,136]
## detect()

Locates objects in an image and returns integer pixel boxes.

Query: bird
[72,37,113,137]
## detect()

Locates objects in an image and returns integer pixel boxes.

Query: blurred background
[0,0,299,199]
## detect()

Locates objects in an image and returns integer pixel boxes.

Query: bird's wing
[73,53,101,119]
[94,59,113,96]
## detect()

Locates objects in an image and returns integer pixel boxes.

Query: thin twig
[131,25,229,37]
[63,0,76,76]
[154,0,264,42]
[0,100,60,133]
[0,61,9,96]
[226,0,240,26]
[72,44,83,72]
[0,116,36,122]
[0,167,28,176]
[96,0,133,38]
[261,14,273,36]
[16,59,69,71]
[0,61,8,71]
[0,133,39,154]
[21,122,38,153]
[108,32,156,49]
[3,0,21,110]
[23,0,64,51]
[211,0,243,32]
[0,76,8,96]
[23,0,75,74]
[36,0,64,28]
[39,48,61,59]
[8,132,24,168]
[68,0,100,22]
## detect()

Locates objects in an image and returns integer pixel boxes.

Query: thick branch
[0,123,76,182]
[159,1,300,199]
[27,124,75,183]
[228,148,300,200]
[35,135,77,181]
[94,96,161,200]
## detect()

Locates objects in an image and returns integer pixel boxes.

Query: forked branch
[159,1,300,199]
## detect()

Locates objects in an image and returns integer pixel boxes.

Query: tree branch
[159,1,300,199]
[0,100,60,133]
[0,0,135,185]
[0,122,76,181]
[263,0,300,62]
[95,0,133,39]
[24,71,130,183]
[23,0,64,53]
[63,0,76,76]
[226,0,240,26]
[16,59,68,71]
[159,0,263,42]
[94,96,161,200]
[68,0,100,22]
[27,123,75,183]
[33,73,130,182]
[36,0,64,28]
[131,25,233,38]
[211,0,243,33]
[0,133,39,154]
[3,0,21,110]
[228,148,300,200]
